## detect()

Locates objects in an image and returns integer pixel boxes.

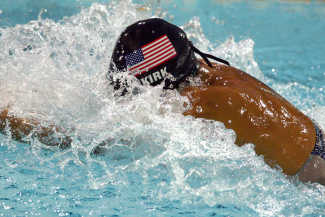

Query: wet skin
[0,109,72,149]
[180,61,316,176]
[0,61,316,175]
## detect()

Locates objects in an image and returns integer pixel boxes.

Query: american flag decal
[125,35,177,76]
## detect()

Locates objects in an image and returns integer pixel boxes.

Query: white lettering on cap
[140,67,169,85]
[152,71,162,81]
[160,67,168,77]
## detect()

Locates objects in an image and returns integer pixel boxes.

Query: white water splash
[1,1,325,216]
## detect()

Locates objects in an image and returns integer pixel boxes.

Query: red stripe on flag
[130,51,177,76]
[143,41,170,56]
[130,48,176,72]
[137,49,177,71]
[142,35,168,50]
[132,54,176,77]
[142,38,169,54]
[145,45,175,60]
[127,34,177,77]
[129,44,175,71]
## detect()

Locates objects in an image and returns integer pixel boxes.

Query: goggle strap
[189,41,230,67]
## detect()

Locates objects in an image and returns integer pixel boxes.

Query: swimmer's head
[109,18,230,92]
[109,18,199,90]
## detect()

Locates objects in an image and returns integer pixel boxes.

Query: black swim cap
[109,18,229,90]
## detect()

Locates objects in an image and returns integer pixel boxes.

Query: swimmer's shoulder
[196,61,279,96]
[196,61,255,86]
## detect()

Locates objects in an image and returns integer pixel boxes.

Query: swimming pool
[0,0,325,216]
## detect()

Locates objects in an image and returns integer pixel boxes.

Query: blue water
[0,0,325,216]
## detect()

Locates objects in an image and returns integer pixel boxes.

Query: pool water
[0,0,325,216]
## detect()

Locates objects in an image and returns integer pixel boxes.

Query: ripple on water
[0,0,325,216]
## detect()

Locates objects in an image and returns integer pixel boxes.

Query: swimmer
[0,109,72,149]
[0,18,324,185]
[109,18,325,185]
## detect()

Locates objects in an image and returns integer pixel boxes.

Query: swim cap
[109,18,229,90]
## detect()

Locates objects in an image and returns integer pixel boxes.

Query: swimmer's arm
[0,109,72,148]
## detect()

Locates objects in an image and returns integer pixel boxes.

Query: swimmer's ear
[189,41,230,67]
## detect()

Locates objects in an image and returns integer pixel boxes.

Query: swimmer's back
[181,62,316,175]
